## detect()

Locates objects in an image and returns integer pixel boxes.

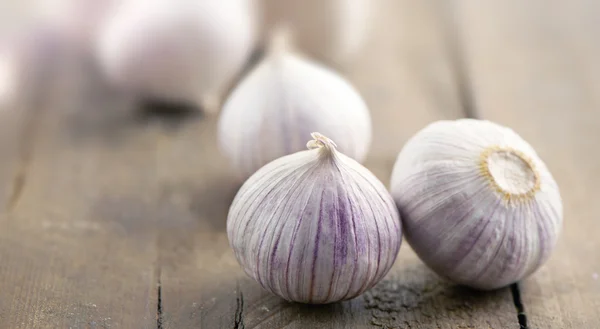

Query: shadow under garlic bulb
[390,119,563,290]
[227,133,402,304]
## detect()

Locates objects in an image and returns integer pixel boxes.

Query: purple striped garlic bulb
[227,133,401,304]
[217,31,372,179]
[390,119,563,290]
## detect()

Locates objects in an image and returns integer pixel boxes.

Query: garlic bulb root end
[478,145,541,204]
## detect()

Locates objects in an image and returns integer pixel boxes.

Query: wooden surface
[0,0,598,328]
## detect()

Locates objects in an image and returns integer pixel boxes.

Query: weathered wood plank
[0,52,160,328]
[456,0,600,327]
[158,0,518,328]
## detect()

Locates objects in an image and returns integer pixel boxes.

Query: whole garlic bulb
[218,33,372,178]
[390,119,563,290]
[95,0,256,110]
[33,0,117,51]
[261,0,374,65]
[228,133,402,304]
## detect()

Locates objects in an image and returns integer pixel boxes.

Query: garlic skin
[228,133,401,304]
[218,35,371,178]
[390,119,563,290]
[95,0,256,110]
[261,0,374,65]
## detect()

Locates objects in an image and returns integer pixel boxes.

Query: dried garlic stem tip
[306,132,338,155]
[479,146,541,204]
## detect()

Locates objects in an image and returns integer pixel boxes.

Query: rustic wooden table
[1,0,599,328]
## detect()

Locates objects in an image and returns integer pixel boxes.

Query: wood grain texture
[158,0,518,328]
[456,0,600,327]
[0,53,159,328]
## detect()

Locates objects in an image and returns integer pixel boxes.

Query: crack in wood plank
[511,283,528,329]
[234,283,245,329]
[156,263,163,329]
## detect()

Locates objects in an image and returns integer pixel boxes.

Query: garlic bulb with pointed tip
[228,133,401,304]
[261,0,375,65]
[218,33,372,178]
[95,0,256,110]
[390,119,563,290]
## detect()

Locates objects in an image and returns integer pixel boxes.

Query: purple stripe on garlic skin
[390,119,563,290]
[227,133,401,304]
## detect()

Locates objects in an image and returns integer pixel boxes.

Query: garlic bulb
[0,43,17,107]
[33,0,117,51]
[390,119,563,290]
[95,0,256,110]
[218,33,371,178]
[0,27,69,109]
[261,0,374,65]
[228,133,401,304]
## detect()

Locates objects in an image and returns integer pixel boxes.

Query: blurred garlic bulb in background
[0,27,71,109]
[33,0,117,51]
[218,31,372,178]
[0,43,17,108]
[96,0,257,110]
[390,119,563,290]
[260,0,375,66]
[228,133,401,304]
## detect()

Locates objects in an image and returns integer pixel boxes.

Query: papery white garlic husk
[95,0,257,110]
[228,133,402,304]
[260,0,375,66]
[218,33,372,178]
[390,119,563,290]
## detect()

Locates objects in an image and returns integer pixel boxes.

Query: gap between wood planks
[157,265,163,329]
[439,3,529,329]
